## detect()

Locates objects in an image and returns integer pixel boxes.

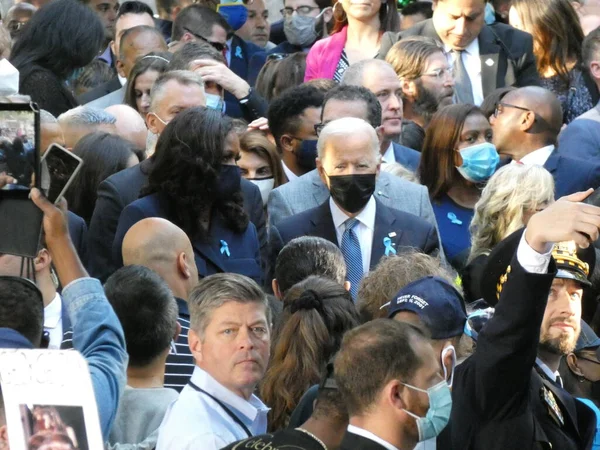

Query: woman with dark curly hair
[113,107,263,284]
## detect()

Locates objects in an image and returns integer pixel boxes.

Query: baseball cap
[386,276,467,340]
[575,320,600,356]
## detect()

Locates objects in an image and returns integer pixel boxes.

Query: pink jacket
[304,26,348,81]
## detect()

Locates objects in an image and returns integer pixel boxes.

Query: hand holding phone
[41,144,83,204]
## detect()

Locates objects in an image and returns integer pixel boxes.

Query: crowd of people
[2,0,600,448]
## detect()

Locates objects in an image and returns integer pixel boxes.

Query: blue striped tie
[341,218,363,301]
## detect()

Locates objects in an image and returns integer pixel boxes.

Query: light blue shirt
[156,366,269,450]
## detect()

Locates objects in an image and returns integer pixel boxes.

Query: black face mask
[294,139,318,172]
[216,164,241,200]
[327,173,376,214]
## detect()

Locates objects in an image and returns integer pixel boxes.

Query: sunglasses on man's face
[183,28,228,52]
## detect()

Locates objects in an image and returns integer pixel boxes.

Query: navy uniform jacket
[113,192,263,285]
[544,150,600,199]
[445,254,596,450]
[269,198,439,273]
[87,161,266,282]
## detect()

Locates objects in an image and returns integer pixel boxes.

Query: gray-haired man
[156,273,271,450]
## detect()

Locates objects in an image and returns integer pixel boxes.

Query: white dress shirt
[156,366,269,450]
[330,196,376,274]
[347,425,399,450]
[446,39,484,106]
[44,293,63,349]
[118,74,127,87]
[519,145,555,166]
[382,142,396,164]
[282,161,299,182]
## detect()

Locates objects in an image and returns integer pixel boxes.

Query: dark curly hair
[142,107,249,241]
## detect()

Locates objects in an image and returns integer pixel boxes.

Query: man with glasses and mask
[269,117,439,300]
[335,319,452,450]
[267,83,324,183]
[271,0,333,54]
[491,86,600,199]
[378,0,539,106]
[386,36,455,152]
[171,4,266,117]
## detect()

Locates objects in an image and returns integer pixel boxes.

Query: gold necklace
[295,427,328,450]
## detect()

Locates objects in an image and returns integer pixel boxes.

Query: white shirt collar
[282,161,299,182]
[519,145,555,166]
[118,74,127,86]
[536,357,562,386]
[44,293,62,329]
[382,142,396,164]
[329,195,376,232]
[347,425,400,450]
[191,366,269,423]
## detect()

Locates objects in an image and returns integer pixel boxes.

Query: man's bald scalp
[505,86,563,133]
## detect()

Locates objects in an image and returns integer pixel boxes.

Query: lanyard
[188,381,253,438]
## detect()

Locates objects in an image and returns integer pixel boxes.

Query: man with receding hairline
[270,117,439,300]
[105,104,148,151]
[491,86,600,198]
[122,217,199,391]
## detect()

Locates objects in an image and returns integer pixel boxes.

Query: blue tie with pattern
[341,218,363,301]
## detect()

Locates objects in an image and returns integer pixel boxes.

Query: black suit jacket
[67,211,88,269]
[378,20,540,99]
[77,77,122,105]
[446,254,596,450]
[339,432,390,450]
[226,35,267,118]
[87,160,266,282]
[269,198,439,274]
[544,150,600,199]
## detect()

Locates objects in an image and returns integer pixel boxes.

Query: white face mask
[441,345,457,388]
[0,59,19,96]
[146,131,158,157]
[248,177,275,205]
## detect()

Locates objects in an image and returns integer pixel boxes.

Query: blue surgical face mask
[205,93,225,112]
[402,380,452,442]
[456,142,499,183]
[484,2,496,24]
[217,1,248,31]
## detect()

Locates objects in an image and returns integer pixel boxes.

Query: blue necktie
[341,218,363,301]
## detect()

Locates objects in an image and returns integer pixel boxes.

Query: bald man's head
[122,218,198,299]
[105,104,148,151]
[506,86,563,133]
[491,86,563,159]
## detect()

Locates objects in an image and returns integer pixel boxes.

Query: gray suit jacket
[87,85,126,110]
[267,170,444,259]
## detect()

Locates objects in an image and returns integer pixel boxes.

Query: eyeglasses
[183,27,228,52]
[493,102,530,118]
[266,53,287,62]
[578,356,600,365]
[421,66,454,80]
[6,20,26,33]
[314,122,326,136]
[280,5,320,16]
